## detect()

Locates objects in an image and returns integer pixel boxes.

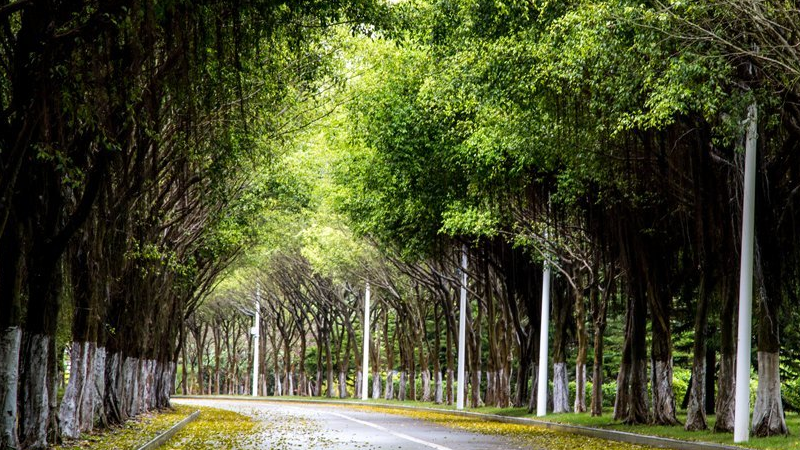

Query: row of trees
[334,0,800,438]
[189,0,800,442]
[0,1,383,449]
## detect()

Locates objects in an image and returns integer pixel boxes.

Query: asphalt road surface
[172,398,530,450]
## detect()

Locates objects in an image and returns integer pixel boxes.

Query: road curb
[136,409,200,450]
[171,396,755,450]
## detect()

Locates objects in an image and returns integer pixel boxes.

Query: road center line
[327,411,455,450]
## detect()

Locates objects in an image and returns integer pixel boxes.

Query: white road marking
[328,411,456,450]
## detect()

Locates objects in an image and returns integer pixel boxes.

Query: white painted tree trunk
[59,341,89,439]
[372,371,381,399]
[103,353,120,423]
[421,370,431,402]
[339,371,348,398]
[158,362,173,408]
[434,371,443,404]
[499,368,509,407]
[122,357,138,417]
[574,363,586,413]
[486,371,494,405]
[715,353,735,432]
[80,343,101,432]
[398,371,407,401]
[355,371,362,399]
[20,334,49,449]
[0,327,21,450]
[274,373,282,396]
[552,362,569,413]
[751,352,788,435]
[651,359,678,425]
[287,371,294,396]
[385,371,394,400]
[685,359,707,431]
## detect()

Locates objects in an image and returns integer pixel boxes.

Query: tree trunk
[372,371,381,399]
[685,275,711,431]
[627,357,650,425]
[527,369,538,414]
[613,361,630,420]
[552,362,569,413]
[385,370,394,400]
[574,364,586,413]
[339,371,348,399]
[651,358,678,425]
[421,369,431,402]
[590,279,609,417]
[19,334,50,449]
[552,282,571,414]
[0,327,21,450]
[434,371,443,404]
[0,226,23,450]
[574,280,588,413]
[751,351,787,436]
[355,371,362,399]
[650,295,678,426]
[58,342,89,439]
[616,289,649,424]
[714,277,736,432]
[398,371,406,401]
[91,347,107,429]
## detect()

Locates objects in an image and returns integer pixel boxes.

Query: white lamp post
[251,284,261,397]
[734,103,758,443]
[361,282,371,401]
[536,246,551,417]
[456,245,468,410]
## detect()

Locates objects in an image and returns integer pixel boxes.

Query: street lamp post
[457,245,468,410]
[734,103,758,443]
[361,282,371,400]
[251,285,261,397]
[536,248,551,417]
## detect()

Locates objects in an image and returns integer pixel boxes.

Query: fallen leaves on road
[165,405,340,450]
[346,406,656,450]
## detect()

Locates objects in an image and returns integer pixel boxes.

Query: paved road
[172,398,528,450]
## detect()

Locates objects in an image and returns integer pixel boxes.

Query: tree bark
[385,370,394,400]
[552,282,571,414]
[752,351,787,436]
[398,371,407,401]
[0,224,22,450]
[59,342,89,439]
[0,327,21,450]
[552,363,570,414]
[574,280,588,413]
[590,278,609,416]
[685,274,711,431]
[20,334,50,450]
[616,288,649,425]
[650,293,678,426]
[714,276,736,432]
